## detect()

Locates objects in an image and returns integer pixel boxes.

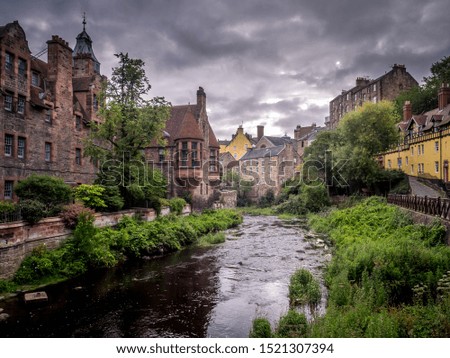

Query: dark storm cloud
[1,0,449,139]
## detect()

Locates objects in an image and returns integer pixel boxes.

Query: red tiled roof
[208,122,219,148]
[163,105,203,145]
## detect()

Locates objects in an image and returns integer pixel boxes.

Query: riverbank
[258,196,450,338]
[0,214,328,337]
[0,209,242,296]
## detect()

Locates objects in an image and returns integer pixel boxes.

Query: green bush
[0,201,17,214]
[14,245,58,284]
[99,185,124,212]
[249,318,272,338]
[169,198,186,215]
[14,175,71,214]
[258,189,275,208]
[19,199,47,224]
[0,201,18,223]
[73,184,107,211]
[276,183,330,215]
[0,279,17,293]
[289,269,322,307]
[276,310,308,338]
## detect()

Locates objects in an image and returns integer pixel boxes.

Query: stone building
[328,64,418,129]
[0,20,104,201]
[294,124,324,159]
[240,141,300,199]
[146,87,221,208]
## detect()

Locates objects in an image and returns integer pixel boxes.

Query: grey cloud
[1,0,449,139]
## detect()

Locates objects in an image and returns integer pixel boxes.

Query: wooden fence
[387,194,450,221]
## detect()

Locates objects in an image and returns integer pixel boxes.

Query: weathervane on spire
[82,12,86,31]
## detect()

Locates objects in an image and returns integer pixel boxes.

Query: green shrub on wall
[169,198,186,215]
[18,199,47,225]
[73,184,107,211]
[15,175,72,219]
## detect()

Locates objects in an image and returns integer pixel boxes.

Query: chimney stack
[257,125,264,140]
[294,125,301,140]
[438,83,450,110]
[403,101,412,121]
[196,86,206,114]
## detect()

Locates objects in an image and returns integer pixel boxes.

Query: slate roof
[240,145,284,160]
[401,104,450,134]
[209,122,220,148]
[295,125,317,139]
[264,135,292,146]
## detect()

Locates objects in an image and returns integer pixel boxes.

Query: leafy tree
[303,101,400,194]
[85,53,171,208]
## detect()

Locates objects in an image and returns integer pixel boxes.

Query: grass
[306,197,450,337]
[197,232,226,246]
[289,269,321,307]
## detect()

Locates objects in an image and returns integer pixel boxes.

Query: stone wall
[0,204,191,279]
[212,190,237,209]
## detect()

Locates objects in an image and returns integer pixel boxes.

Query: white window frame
[45,142,52,162]
[4,93,13,111]
[17,96,25,114]
[4,181,13,200]
[17,137,25,159]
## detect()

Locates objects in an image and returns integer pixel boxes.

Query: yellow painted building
[383,128,450,182]
[381,87,450,184]
[219,125,254,160]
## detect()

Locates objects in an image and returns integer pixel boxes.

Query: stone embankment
[0,205,191,280]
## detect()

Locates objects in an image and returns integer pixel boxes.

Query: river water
[0,215,330,338]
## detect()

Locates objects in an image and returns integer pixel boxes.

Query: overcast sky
[1,0,449,139]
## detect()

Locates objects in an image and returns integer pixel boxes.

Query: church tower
[72,14,100,77]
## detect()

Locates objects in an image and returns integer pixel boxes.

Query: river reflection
[0,215,329,338]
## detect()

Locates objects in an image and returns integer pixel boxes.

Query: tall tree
[85,53,171,207]
[303,101,401,193]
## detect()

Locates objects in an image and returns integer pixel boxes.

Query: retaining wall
[0,205,191,279]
